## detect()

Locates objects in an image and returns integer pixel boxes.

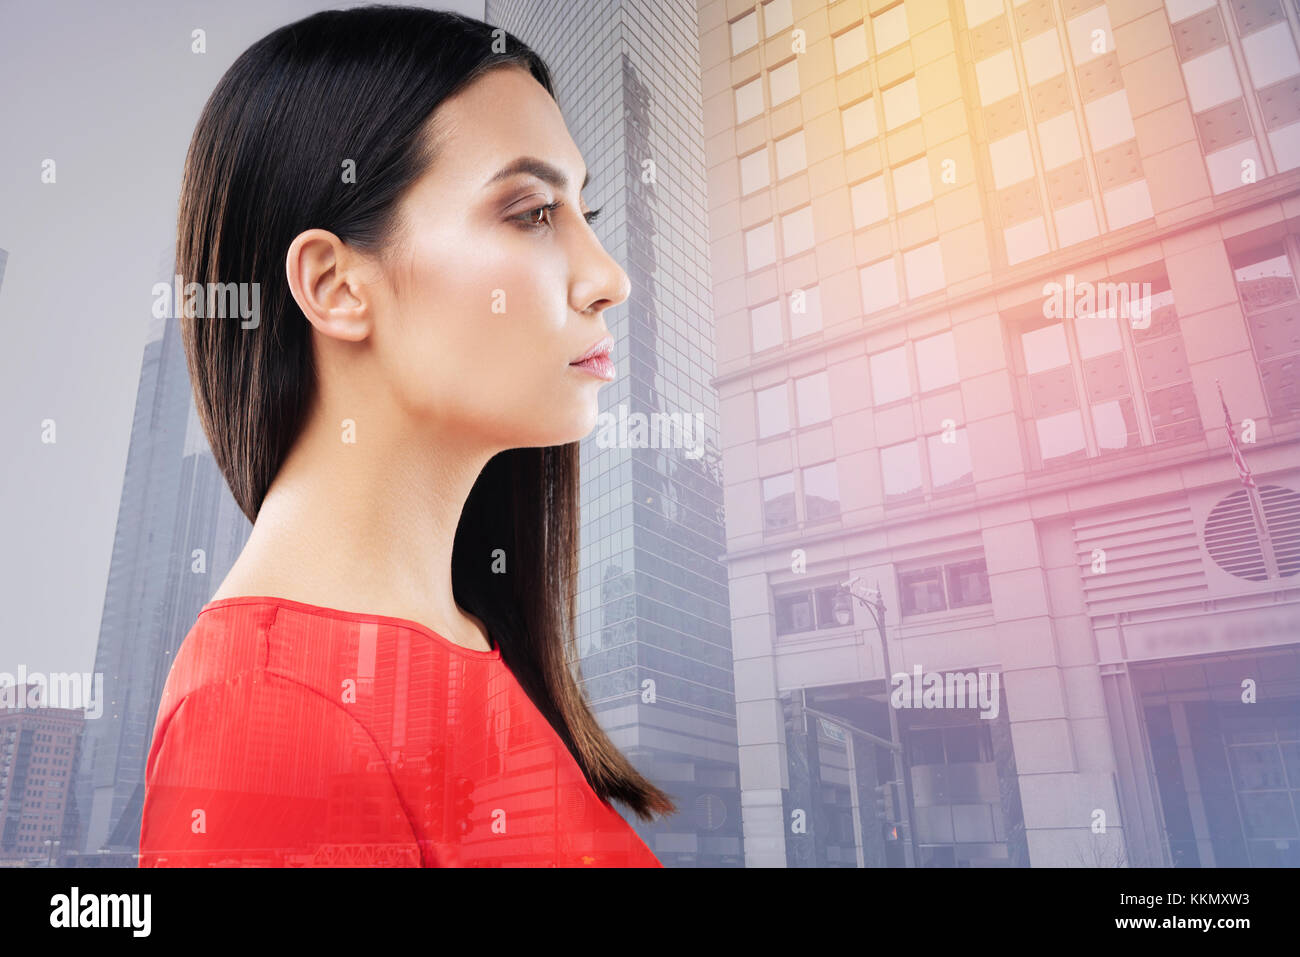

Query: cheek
[378,234,588,441]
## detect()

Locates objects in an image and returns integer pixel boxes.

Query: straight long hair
[176,5,675,821]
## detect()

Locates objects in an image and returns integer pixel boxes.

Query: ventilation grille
[1074,499,1208,615]
[1204,485,1300,581]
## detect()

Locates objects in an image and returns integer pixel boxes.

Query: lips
[570,353,615,380]
[570,334,614,365]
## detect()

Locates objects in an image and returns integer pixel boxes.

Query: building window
[976,48,1018,107]
[851,175,889,229]
[870,344,910,405]
[774,130,807,179]
[751,299,782,353]
[898,566,945,614]
[801,461,841,522]
[794,371,831,426]
[872,3,909,54]
[988,130,1035,189]
[946,557,993,607]
[945,724,990,764]
[907,723,994,765]
[1022,28,1065,85]
[756,382,790,438]
[790,285,822,339]
[927,426,973,491]
[882,77,920,130]
[892,155,932,211]
[1009,264,1201,468]
[898,556,991,616]
[740,146,770,195]
[775,583,843,635]
[762,465,838,532]
[752,289,823,353]
[769,58,800,107]
[730,10,758,55]
[843,97,878,148]
[1180,43,1237,114]
[781,205,814,256]
[1240,21,1300,89]
[744,221,775,271]
[834,23,868,73]
[915,331,959,392]
[860,258,901,315]
[1228,235,1300,420]
[763,0,793,38]
[880,440,923,502]
[762,472,796,530]
[1132,282,1200,443]
[735,76,763,124]
[903,241,946,299]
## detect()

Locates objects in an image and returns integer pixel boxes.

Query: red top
[138,596,662,867]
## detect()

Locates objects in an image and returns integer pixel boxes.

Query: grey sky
[0,0,484,675]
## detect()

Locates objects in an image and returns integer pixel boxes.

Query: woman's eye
[515,202,559,229]
[513,202,603,231]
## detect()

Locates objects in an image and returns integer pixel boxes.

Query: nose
[569,224,631,315]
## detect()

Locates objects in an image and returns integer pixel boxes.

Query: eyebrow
[485,156,590,195]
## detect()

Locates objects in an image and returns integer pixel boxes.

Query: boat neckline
[198,595,502,660]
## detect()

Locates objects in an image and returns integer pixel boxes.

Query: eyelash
[514,201,602,231]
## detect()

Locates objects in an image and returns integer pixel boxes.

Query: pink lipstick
[569,335,615,380]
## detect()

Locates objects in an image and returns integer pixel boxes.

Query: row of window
[734,58,799,124]
[739,129,806,192]
[751,286,824,351]
[1230,234,1300,421]
[863,237,946,308]
[760,425,975,532]
[734,0,1300,347]
[1009,268,1198,467]
[753,328,961,439]
[730,1,909,62]
[760,462,841,533]
[751,229,1300,494]
[732,2,928,353]
[773,556,992,636]
[1172,0,1300,189]
[965,0,1154,265]
[746,219,947,316]
[908,722,995,766]
[738,78,921,198]
[728,0,792,56]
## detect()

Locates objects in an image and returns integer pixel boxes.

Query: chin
[563,401,603,444]
[510,407,599,449]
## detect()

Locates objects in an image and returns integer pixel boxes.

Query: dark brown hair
[176,5,675,822]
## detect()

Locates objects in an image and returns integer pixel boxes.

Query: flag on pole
[1217,380,1256,488]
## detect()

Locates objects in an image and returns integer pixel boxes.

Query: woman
[138,5,675,867]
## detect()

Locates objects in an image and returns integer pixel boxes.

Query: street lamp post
[836,576,921,868]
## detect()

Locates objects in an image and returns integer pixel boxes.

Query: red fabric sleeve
[139,670,421,867]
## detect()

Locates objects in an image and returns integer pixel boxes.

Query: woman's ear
[285,228,374,342]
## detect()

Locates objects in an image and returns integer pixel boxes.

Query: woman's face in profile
[363,65,630,450]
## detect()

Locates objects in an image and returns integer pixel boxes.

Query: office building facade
[0,686,85,865]
[700,0,1300,866]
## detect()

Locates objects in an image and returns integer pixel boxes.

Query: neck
[221,380,497,642]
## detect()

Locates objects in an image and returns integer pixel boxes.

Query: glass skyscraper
[75,264,251,858]
[486,0,743,865]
